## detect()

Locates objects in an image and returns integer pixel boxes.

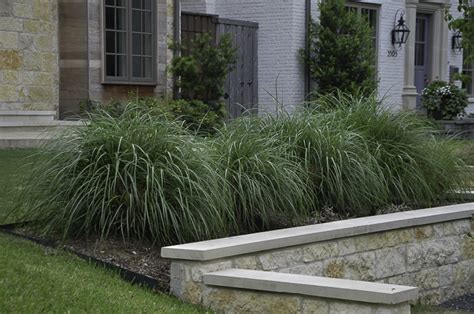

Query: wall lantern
[452,31,462,51]
[391,10,410,49]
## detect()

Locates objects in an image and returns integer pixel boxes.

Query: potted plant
[421,80,468,120]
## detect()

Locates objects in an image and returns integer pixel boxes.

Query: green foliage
[260,93,468,215]
[161,99,222,134]
[18,96,469,244]
[213,119,315,233]
[421,80,469,120]
[83,97,223,134]
[19,105,235,244]
[303,0,377,97]
[171,32,237,117]
[445,0,474,63]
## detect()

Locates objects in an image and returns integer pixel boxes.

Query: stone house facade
[0,0,473,121]
[182,0,474,114]
[0,0,177,119]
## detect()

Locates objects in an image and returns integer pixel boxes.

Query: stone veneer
[0,0,59,111]
[164,205,474,311]
[200,287,411,314]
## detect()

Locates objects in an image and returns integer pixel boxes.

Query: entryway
[180,12,259,119]
[414,14,431,107]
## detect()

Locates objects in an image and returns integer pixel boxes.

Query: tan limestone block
[232,256,259,270]
[461,233,474,260]
[0,17,23,32]
[374,303,411,314]
[444,220,471,236]
[190,261,232,283]
[33,0,52,22]
[374,246,407,279]
[28,86,53,102]
[3,70,17,84]
[12,3,32,18]
[23,20,40,33]
[203,288,300,314]
[302,298,329,314]
[182,281,203,304]
[324,260,345,279]
[302,241,338,263]
[0,84,19,101]
[414,226,433,240]
[259,248,304,270]
[0,32,18,49]
[354,229,413,251]
[329,301,373,314]
[41,53,57,72]
[324,252,376,281]
[35,35,52,52]
[21,51,42,71]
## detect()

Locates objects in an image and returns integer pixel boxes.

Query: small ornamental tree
[445,0,474,63]
[171,33,236,118]
[304,0,377,97]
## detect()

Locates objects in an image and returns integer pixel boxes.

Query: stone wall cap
[0,111,56,116]
[161,203,474,261]
[203,269,419,305]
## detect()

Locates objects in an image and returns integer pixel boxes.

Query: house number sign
[387,50,398,57]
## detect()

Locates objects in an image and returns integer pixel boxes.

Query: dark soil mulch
[64,237,170,293]
[6,227,171,293]
[440,294,474,312]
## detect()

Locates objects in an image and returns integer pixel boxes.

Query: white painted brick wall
[214,0,307,114]
[181,0,467,113]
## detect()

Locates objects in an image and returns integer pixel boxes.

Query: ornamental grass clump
[18,105,234,244]
[310,93,467,210]
[17,94,469,244]
[213,119,315,233]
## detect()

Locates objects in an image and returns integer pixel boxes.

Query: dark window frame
[102,0,157,85]
[346,2,380,62]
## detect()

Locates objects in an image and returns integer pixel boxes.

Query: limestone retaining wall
[0,0,59,112]
[163,204,474,312]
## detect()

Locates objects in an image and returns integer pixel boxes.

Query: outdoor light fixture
[452,31,462,51]
[392,9,410,49]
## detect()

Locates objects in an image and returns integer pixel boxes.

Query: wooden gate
[181,12,258,119]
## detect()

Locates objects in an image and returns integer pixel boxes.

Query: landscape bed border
[0,222,162,291]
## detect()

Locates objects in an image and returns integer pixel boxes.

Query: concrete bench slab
[203,269,418,305]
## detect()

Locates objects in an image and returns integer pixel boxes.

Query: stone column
[402,1,419,111]
[439,4,450,82]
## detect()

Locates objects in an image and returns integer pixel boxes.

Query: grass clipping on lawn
[16,96,470,245]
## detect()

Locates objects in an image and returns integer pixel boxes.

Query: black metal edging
[0,222,162,291]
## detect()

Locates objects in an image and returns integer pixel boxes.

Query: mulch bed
[440,294,474,312]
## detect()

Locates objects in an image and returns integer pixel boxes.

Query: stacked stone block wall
[170,218,474,306]
[201,287,411,314]
[0,0,59,111]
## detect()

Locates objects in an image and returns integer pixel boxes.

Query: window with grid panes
[104,0,155,84]
[346,3,379,54]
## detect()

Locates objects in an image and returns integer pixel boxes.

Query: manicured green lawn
[0,233,206,313]
[0,149,38,224]
[0,149,207,313]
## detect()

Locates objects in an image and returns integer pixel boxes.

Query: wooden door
[181,12,258,119]
[414,15,431,107]
[217,18,258,119]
